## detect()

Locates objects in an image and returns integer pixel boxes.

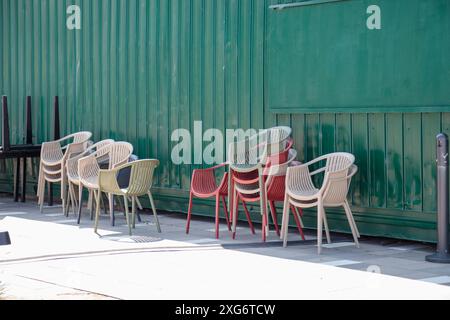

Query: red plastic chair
[187,163,253,239]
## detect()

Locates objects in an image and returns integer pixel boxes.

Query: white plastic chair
[66,139,115,222]
[78,142,133,225]
[281,152,360,254]
[37,131,92,214]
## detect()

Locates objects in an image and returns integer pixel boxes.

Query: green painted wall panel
[0,0,448,243]
[267,0,450,113]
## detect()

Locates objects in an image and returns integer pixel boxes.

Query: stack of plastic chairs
[228,126,293,241]
[37,132,92,215]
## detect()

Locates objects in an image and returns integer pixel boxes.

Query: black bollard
[426,133,450,263]
[0,231,11,246]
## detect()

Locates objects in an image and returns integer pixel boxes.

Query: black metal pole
[26,96,32,144]
[426,133,450,263]
[2,96,11,151]
[0,98,12,243]
[0,231,11,246]
[54,96,60,140]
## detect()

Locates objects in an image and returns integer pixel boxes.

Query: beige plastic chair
[66,139,115,221]
[94,159,160,236]
[281,152,360,254]
[37,131,92,214]
[78,142,133,225]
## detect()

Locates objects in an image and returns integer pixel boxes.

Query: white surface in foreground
[1,217,450,300]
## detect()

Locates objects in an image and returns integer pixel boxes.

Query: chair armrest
[98,169,121,194]
[78,154,100,182]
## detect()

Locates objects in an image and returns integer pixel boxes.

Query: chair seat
[80,176,99,189]
[191,171,228,198]
[234,181,260,195]
[288,187,320,200]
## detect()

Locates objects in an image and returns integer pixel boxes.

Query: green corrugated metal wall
[0,0,448,242]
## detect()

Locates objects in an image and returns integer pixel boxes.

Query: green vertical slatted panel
[10,0,17,143]
[56,0,65,141]
[75,0,82,133]
[91,0,101,140]
[0,0,3,100]
[403,114,422,211]
[128,0,137,150]
[238,0,250,130]
[117,0,127,140]
[352,113,369,207]
[0,0,4,143]
[336,114,351,153]
[169,0,180,187]
[137,0,148,157]
[368,113,386,208]
[422,113,440,213]
[291,114,305,161]
[159,0,170,185]
[179,0,191,190]
[386,114,404,209]
[49,0,57,136]
[225,0,238,130]
[17,0,24,143]
[149,0,160,185]
[100,0,109,139]
[321,114,335,155]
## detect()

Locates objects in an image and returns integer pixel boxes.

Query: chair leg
[343,201,360,247]
[186,191,193,234]
[291,205,305,241]
[109,193,115,226]
[215,194,220,239]
[68,183,76,216]
[135,197,143,210]
[281,195,290,242]
[148,191,161,233]
[323,208,331,244]
[88,190,94,220]
[230,178,236,225]
[295,207,304,228]
[77,185,83,224]
[269,201,281,237]
[132,196,136,229]
[317,201,324,255]
[262,211,267,242]
[221,195,231,231]
[94,190,101,234]
[37,163,43,197]
[39,177,45,213]
[100,192,108,217]
[282,201,291,248]
[232,190,239,239]
[241,200,255,235]
[258,172,268,240]
[346,202,360,238]
[123,196,132,236]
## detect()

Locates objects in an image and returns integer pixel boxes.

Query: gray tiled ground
[1,194,449,290]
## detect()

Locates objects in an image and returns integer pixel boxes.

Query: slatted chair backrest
[321,153,355,205]
[66,139,114,181]
[125,160,160,196]
[108,142,133,169]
